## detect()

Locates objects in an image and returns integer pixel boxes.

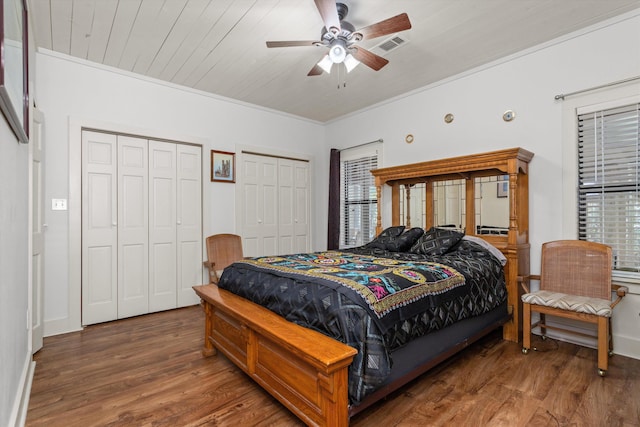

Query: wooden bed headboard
[371,147,534,342]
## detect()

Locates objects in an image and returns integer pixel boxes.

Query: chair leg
[522,303,531,354]
[539,313,547,338]
[608,317,614,357]
[597,316,609,376]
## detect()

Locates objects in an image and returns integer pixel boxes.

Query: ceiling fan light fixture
[328,40,347,63]
[344,53,359,73]
[317,55,334,74]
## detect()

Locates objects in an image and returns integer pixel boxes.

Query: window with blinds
[578,102,640,277]
[340,155,378,248]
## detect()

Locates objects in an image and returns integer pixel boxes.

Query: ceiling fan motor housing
[321,19,358,43]
[336,3,349,21]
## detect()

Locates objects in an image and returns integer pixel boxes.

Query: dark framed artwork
[211,150,235,183]
[0,0,28,143]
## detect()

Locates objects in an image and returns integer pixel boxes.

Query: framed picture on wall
[0,0,29,144]
[211,150,235,183]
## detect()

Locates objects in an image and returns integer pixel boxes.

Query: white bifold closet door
[82,131,201,326]
[242,154,279,257]
[118,136,149,318]
[176,144,203,307]
[148,141,177,312]
[241,153,310,258]
[277,158,310,255]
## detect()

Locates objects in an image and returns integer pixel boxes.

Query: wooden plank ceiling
[29,0,640,122]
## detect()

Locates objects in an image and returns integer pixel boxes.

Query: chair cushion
[522,290,612,317]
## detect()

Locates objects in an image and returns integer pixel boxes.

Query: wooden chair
[521,240,627,376]
[203,234,244,284]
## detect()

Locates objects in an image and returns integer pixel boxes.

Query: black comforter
[217,239,506,404]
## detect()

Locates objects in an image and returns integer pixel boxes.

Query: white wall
[0,117,30,425]
[35,51,327,336]
[326,11,640,358]
[1,9,36,426]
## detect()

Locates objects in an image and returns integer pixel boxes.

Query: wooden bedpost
[375,177,383,235]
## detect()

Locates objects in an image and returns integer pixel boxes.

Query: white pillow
[462,235,507,266]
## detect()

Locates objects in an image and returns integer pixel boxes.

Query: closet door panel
[177,144,202,307]
[117,136,149,318]
[260,158,279,256]
[241,154,261,257]
[82,131,118,325]
[278,159,294,255]
[294,161,310,253]
[149,141,177,312]
[242,153,279,257]
[240,153,311,257]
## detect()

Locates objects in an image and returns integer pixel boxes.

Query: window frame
[561,82,640,287]
[338,143,382,249]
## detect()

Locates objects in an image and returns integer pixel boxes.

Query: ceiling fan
[266,0,411,76]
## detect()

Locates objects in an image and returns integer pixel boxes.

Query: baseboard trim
[9,356,35,427]
[613,334,640,360]
[44,316,82,337]
[532,316,640,360]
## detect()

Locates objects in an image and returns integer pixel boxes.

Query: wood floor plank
[27,306,640,427]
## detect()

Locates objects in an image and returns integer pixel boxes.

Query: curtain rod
[338,138,383,152]
[554,76,640,100]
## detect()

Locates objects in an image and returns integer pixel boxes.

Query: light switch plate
[52,199,67,211]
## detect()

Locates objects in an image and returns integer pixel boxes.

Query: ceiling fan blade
[356,13,411,41]
[266,40,321,48]
[314,0,341,33]
[351,46,389,71]
[307,64,324,76]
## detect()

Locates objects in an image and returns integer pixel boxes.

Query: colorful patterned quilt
[218,239,507,405]
[235,251,466,330]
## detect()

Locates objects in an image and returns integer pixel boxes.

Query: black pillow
[365,226,405,249]
[410,227,464,255]
[386,227,425,252]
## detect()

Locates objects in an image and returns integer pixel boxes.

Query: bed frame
[194,147,533,426]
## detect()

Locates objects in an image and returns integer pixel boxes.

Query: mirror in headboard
[475,175,509,236]
[399,179,467,231]
[399,176,505,235]
[399,182,426,228]
[433,179,466,230]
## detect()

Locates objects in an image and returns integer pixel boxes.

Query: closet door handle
[112,222,117,227]
[177,220,182,225]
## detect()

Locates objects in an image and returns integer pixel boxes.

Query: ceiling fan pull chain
[343,64,347,88]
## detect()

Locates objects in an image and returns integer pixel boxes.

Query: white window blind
[340,154,378,248]
[578,102,640,276]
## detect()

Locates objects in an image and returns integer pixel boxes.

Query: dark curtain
[327,148,340,250]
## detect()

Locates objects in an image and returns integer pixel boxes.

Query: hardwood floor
[27,305,640,426]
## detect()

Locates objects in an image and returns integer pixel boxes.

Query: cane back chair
[521,240,627,376]
[203,234,244,284]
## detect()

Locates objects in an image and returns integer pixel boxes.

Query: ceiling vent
[372,35,409,56]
